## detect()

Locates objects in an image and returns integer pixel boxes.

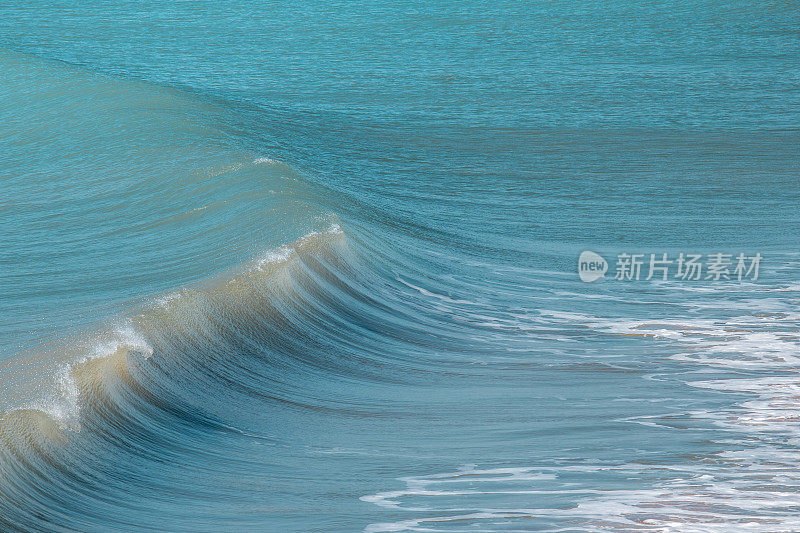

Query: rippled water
[1,2,799,532]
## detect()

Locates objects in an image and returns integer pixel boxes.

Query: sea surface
[0,2,799,531]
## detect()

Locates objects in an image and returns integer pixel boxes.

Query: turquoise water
[1,2,799,531]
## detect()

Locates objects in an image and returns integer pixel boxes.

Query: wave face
[1,2,800,532]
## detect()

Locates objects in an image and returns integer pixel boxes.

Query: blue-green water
[0,2,799,531]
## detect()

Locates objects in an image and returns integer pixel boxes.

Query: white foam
[82,323,153,363]
[362,299,800,531]
[25,364,82,429]
[255,223,343,271]
[257,245,294,270]
[15,322,153,430]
